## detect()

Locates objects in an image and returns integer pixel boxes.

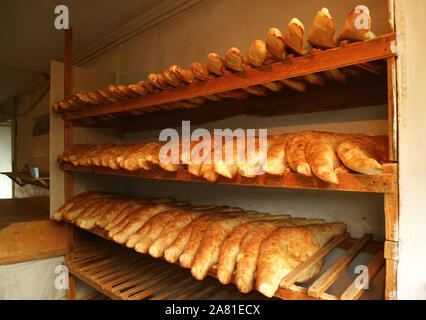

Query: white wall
[395,0,426,300]
[0,124,12,199]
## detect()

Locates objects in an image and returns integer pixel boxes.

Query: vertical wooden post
[64,27,75,301]
[384,0,399,300]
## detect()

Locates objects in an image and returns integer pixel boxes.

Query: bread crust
[256,223,346,297]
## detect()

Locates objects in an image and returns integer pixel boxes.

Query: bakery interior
[0,0,424,301]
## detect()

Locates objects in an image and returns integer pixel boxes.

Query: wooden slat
[280,233,349,289]
[61,164,397,194]
[96,261,150,285]
[384,240,399,261]
[62,33,397,120]
[387,57,398,161]
[385,259,398,300]
[113,265,175,295]
[385,192,399,241]
[308,234,372,298]
[149,278,196,300]
[120,268,181,299]
[90,257,141,280]
[129,272,187,300]
[340,249,385,300]
[102,262,164,290]
[174,278,217,300]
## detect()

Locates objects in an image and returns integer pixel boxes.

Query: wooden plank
[280,233,349,289]
[340,249,385,300]
[385,259,398,300]
[149,278,195,300]
[308,234,372,298]
[120,76,387,133]
[387,57,398,161]
[61,164,397,194]
[62,33,397,120]
[0,220,69,265]
[174,279,216,300]
[129,273,187,300]
[385,192,399,241]
[384,240,399,261]
[68,274,75,300]
[103,262,168,290]
[120,268,179,299]
[96,261,150,285]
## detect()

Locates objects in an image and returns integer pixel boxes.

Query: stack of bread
[58,131,388,185]
[52,6,378,118]
[53,191,346,297]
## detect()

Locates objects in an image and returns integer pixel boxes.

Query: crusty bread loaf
[308,7,336,49]
[207,53,226,76]
[336,135,386,175]
[283,18,307,55]
[263,134,293,176]
[111,203,179,243]
[52,191,95,221]
[234,218,325,293]
[339,7,376,42]
[265,27,286,60]
[305,133,343,185]
[190,212,272,280]
[149,207,218,258]
[224,47,248,72]
[286,131,315,176]
[246,40,271,67]
[256,222,346,297]
[191,62,210,80]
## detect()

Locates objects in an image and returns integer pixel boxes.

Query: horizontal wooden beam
[62,33,396,121]
[61,163,397,194]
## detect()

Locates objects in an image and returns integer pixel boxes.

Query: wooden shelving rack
[58,1,400,301]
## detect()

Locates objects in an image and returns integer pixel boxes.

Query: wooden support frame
[64,27,76,300]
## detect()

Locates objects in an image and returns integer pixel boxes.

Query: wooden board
[60,163,397,194]
[0,220,70,265]
[61,33,397,121]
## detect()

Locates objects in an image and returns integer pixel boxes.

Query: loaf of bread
[256,222,346,297]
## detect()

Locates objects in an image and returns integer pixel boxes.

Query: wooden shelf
[65,238,267,300]
[62,33,397,124]
[1,172,50,189]
[61,163,397,194]
[66,225,384,300]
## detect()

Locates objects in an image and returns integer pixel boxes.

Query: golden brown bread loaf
[149,206,220,258]
[263,134,293,176]
[207,53,226,76]
[283,18,307,55]
[339,6,376,42]
[224,47,248,72]
[308,8,336,49]
[234,218,325,293]
[256,222,346,297]
[265,27,286,60]
[246,40,271,67]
